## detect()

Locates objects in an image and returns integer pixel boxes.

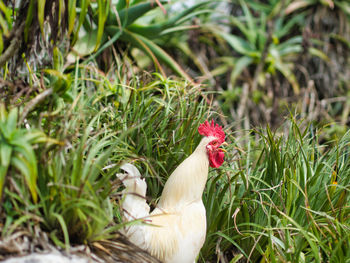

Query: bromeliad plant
[212,0,313,94]
[73,0,213,81]
[38,117,118,246]
[0,104,49,206]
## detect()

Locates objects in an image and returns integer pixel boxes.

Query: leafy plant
[212,0,311,94]
[285,0,350,17]
[1,57,213,248]
[72,1,214,81]
[201,118,350,262]
[85,68,212,196]
[38,117,117,245]
[0,104,48,205]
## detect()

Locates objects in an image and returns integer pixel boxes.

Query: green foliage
[201,119,350,262]
[84,70,211,196]
[38,118,117,245]
[215,2,308,94]
[1,54,350,262]
[1,58,212,249]
[73,1,213,81]
[0,104,49,205]
[0,1,12,53]
[161,0,350,131]
[285,0,350,17]
[0,0,349,262]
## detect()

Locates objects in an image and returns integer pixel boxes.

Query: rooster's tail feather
[116,163,151,249]
[117,163,150,219]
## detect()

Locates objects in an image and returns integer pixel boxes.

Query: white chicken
[117,120,226,263]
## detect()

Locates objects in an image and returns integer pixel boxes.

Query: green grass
[0,63,212,251]
[201,119,350,262]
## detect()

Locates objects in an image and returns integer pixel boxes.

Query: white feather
[116,163,150,248]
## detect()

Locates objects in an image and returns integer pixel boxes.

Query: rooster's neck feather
[158,137,215,209]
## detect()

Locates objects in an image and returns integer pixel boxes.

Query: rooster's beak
[220,142,228,152]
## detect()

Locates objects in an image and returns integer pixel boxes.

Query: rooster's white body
[118,122,226,263]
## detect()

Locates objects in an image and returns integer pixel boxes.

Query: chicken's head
[198,120,226,168]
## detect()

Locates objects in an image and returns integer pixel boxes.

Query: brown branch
[20,88,53,123]
[0,22,25,68]
[0,78,16,89]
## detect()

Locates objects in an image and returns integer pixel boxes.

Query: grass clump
[0,63,212,261]
[202,119,350,262]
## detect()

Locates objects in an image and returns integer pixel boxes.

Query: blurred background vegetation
[0,0,349,262]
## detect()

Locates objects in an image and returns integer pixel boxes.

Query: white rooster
[117,120,227,263]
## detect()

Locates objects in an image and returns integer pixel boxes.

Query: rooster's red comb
[198,120,225,143]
